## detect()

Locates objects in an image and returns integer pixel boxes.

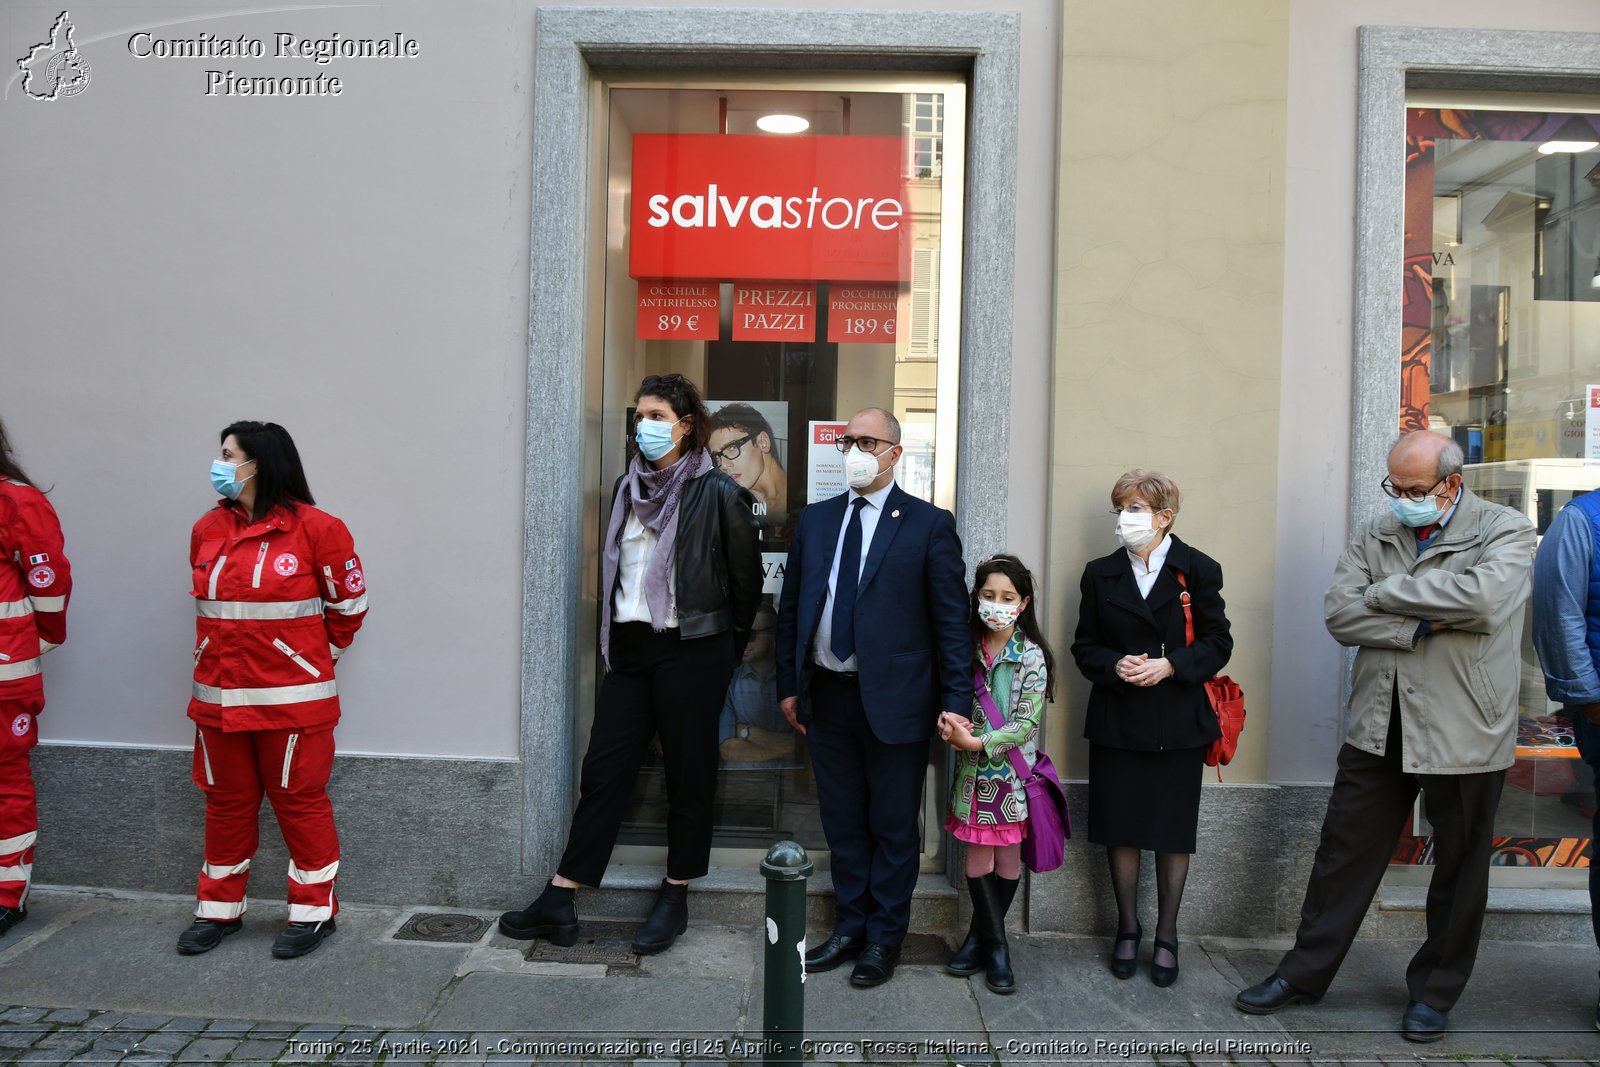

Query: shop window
[590,77,965,867]
[1395,100,1600,873]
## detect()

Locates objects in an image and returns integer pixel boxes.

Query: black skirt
[1086,742,1206,853]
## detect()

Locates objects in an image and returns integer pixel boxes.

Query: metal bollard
[760,839,813,1065]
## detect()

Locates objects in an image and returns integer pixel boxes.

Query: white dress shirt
[613,510,678,627]
[1127,532,1173,599]
[812,481,896,672]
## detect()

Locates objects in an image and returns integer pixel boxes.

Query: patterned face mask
[977,599,1023,632]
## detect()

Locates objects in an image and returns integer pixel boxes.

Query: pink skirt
[945,812,1028,846]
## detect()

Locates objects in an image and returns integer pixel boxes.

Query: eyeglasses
[710,433,755,466]
[835,435,898,455]
[1109,503,1161,515]
[1380,475,1447,502]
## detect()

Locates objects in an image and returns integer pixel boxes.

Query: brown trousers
[1277,696,1506,1011]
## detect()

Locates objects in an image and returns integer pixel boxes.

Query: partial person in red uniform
[177,421,367,959]
[0,417,71,936]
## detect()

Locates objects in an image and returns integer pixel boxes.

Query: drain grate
[393,912,492,944]
[524,919,641,967]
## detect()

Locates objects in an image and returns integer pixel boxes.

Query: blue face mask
[210,459,254,500]
[635,417,683,462]
[1389,494,1444,528]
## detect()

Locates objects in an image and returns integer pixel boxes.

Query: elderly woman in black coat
[1071,469,1232,988]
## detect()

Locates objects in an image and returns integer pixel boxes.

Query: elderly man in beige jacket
[1235,430,1535,1042]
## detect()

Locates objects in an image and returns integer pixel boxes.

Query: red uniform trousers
[0,694,42,909]
[192,723,340,923]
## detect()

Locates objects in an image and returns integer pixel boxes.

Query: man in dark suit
[776,406,970,988]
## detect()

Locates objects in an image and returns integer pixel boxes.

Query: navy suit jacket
[776,483,971,745]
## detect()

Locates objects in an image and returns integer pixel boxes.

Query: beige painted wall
[1050,0,1289,782]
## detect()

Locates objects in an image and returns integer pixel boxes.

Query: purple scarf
[600,447,713,665]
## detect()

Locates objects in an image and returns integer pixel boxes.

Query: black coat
[1071,535,1233,752]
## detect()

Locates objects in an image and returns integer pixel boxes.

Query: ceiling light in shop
[756,114,810,134]
[1538,140,1600,154]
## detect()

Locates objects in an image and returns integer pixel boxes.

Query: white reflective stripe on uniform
[196,598,324,620]
[0,861,31,883]
[287,858,338,884]
[196,729,214,786]
[38,640,59,655]
[27,595,65,613]
[325,593,368,616]
[192,680,337,706]
[202,859,250,879]
[272,639,321,680]
[0,660,41,682]
[281,733,300,788]
[0,831,37,856]
[252,541,269,588]
[0,599,34,619]
[195,899,246,920]
[208,554,227,599]
[287,904,334,923]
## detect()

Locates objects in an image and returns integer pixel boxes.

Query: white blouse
[613,510,678,627]
[1127,533,1172,599]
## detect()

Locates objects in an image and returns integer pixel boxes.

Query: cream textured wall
[1050,0,1289,782]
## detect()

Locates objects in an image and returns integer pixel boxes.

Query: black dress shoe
[630,879,688,955]
[175,917,243,955]
[849,943,901,988]
[498,880,579,946]
[1149,937,1179,988]
[271,918,336,959]
[1401,1000,1447,1042]
[1109,922,1141,980]
[804,933,865,972]
[1234,973,1320,1014]
[0,905,27,936]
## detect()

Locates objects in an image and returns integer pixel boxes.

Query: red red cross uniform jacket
[0,479,71,910]
[188,501,366,731]
[187,499,365,924]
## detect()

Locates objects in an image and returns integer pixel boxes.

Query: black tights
[1107,846,1191,968]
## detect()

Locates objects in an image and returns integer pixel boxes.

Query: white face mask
[1115,510,1159,552]
[977,599,1023,632]
[844,446,884,490]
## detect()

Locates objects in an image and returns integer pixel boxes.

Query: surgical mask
[844,446,887,490]
[977,599,1023,632]
[1389,495,1445,528]
[1115,510,1158,552]
[635,417,683,462]
[210,459,254,500]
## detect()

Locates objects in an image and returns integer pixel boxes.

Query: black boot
[947,875,1019,976]
[972,873,1016,994]
[631,879,688,955]
[498,880,579,945]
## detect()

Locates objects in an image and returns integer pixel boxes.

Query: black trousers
[557,622,736,887]
[1277,699,1506,1010]
[806,668,929,946]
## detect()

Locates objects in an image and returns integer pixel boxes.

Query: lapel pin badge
[891,509,900,518]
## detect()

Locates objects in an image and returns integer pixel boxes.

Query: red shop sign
[733,284,815,341]
[827,284,899,344]
[629,134,910,284]
[636,280,720,340]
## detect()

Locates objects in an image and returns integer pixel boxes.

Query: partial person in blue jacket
[776,406,970,989]
[1531,486,1600,1032]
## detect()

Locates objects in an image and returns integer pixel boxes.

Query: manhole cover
[393,912,491,944]
[524,919,641,967]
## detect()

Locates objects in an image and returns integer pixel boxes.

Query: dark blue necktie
[830,498,868,661]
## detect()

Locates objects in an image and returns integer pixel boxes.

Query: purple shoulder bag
[972,665,1071,873]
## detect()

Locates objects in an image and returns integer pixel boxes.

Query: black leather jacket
[610,466,764,657]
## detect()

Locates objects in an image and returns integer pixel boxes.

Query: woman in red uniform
[177,421,367,959]
[0,417,71,937]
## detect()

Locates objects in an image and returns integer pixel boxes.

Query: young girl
[938,553,1055,995]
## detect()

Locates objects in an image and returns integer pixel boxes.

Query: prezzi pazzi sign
[629,134,910,284]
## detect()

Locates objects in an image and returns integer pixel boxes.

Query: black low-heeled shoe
[1150,937,1179,987]
[1109,922,1141,980]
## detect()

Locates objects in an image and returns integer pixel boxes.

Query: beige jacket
[1324,487,1535,774]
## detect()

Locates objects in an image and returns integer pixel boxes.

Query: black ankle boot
[498,879,579,945]
[631,879,688,955]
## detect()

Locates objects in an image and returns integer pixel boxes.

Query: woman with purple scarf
[500,374,762,955]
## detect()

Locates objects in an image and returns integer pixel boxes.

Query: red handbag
[1175,571,1245,778]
